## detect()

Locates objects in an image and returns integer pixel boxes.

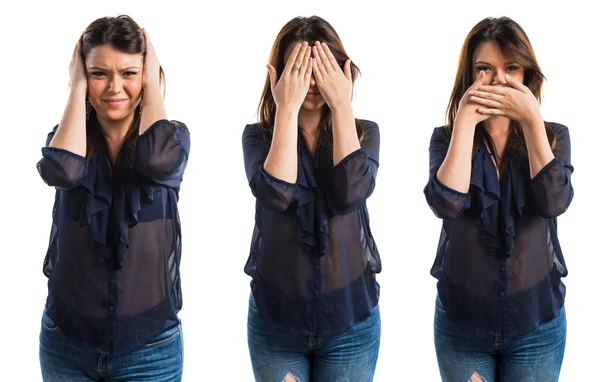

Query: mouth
[306,92,321,99]
[103,98,128,107]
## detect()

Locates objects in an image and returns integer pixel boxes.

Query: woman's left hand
[468,74,543,127]
[312,41,353,110]
[142,28,161,90]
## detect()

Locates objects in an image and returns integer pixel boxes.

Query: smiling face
[472,41,525,86]
[283,41,326,113]
[85,44,144,126]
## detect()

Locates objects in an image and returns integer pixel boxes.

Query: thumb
[343,59,352,80]
[266,64,278,91]
[475,70,485,86]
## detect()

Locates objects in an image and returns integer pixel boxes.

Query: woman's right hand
[69,40,87,92]
[267,41,313,112]
[455,71,491,126]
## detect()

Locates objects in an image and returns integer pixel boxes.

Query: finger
[300,43,311,77]
[142,28,154,53]
[505,74,528,92]
[470,95,503,109]
[293,42,309,74]
[473,85,510,95]
[477,107,505,116]
[343,59,352,81]
[322,42,340,71]
[313,46,326,76]
[266,64,278,92]
[474,70,486,86]
[304,56,313,82]
[315,41,333,73]
[284,43,302,75]
[468,90,503,102]
[312,57,323,84]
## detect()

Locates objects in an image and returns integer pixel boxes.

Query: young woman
[37,15,190,381]
[242,16,381,382]
[424,17,573,382]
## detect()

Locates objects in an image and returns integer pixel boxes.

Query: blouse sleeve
[329,120,380,210]
[136,120,190,188]
[242,124,298,213]
[36,125,88,190]
[530,123,574,218]
[423,127,471,220]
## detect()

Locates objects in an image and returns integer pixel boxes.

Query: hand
[469,74,543,127]
[312,41,352,110]
[455,71,492,126]
[268,42,313,112]
[142,28,161,90]
[69,39,87,92]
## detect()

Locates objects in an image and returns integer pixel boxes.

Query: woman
[37,15,190,381]
[424,17,573,382]
[242,16,381,382]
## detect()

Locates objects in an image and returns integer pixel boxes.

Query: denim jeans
[247,293,381,382]
[39,310,183,381]
[434,296,566,382]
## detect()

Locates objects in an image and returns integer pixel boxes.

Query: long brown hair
[257,16,364,152]
[80,15,165,171]
[446,16,556,174]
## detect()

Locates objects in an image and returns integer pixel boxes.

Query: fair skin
[49,29,165,166]
[436,41,555,192]
[263,39,359,183]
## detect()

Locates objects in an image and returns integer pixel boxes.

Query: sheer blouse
[242,120,381,336]
[37,119,190,355]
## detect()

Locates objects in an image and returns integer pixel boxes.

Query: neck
[483,116,511,139]
[97,113,135,145]
[298,108,321,156]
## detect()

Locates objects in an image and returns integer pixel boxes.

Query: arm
[329,121,379,210]
[242,124,298,213]
[529,123,574,218]
[423,127,471,220]
[139,29,167,136]
[37,125,88,190]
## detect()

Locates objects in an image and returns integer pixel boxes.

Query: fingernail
[506,74,511,80]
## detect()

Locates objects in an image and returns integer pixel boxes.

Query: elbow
[331,179,375,210]
[424,190,468,221]
[537,190,574,219]
[137,149,188,181]
[37,158,85,190]
[427,202,464,221]
[250,176,297,214]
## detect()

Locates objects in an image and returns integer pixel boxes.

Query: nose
[108,75,123,94]
[492,70,507,85]
[310,76,316,87]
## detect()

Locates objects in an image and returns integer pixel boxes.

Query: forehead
[86,44,143,68]
[472,41,511,64]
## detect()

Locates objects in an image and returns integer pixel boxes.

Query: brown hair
[257,16,363,153]
[446,16,556,174]
[80,15,165,171]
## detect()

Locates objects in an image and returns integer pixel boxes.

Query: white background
[0,0,597,380]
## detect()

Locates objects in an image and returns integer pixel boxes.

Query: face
[86,44,144,125]
[283,41,326,112]
[472,41,525,86]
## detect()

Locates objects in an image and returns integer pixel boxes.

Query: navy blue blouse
[242,120,381,336]
[37,119,190,355]
[424,122,573,338]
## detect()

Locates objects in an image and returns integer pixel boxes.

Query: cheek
[87,79,106,99]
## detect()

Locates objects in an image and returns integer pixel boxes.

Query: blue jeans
[247,294,381,382]
[39,310,183,381]
[434,296,566,382]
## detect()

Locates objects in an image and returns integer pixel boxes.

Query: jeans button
[499,291,505,297]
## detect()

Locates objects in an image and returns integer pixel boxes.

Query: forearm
[331,103,360,165]
[139,83,167,135]
[49,86,87,156]
[264,107,298,183]
[437,118,477,192]
[522,118,555,178]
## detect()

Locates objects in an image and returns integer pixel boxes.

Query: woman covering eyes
[424,16,573,382]
[242,15,382,382]
[37,15,190,381]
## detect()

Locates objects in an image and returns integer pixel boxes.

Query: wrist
[521,112,544,131]
[70,84,87,97]
[329,100,352,113]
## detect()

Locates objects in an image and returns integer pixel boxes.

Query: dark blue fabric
[37,119,190,355]
[242,120,381,336]
[424,122,573,339]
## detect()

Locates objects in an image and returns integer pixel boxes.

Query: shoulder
[357,119,379,131]
[544,121,569,135]
[169,120,189,132]
[431,126,451,142]
[242,123,267,141]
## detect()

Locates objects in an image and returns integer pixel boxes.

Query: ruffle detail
[469,146,528,258]
[77,155,113,262]
[295,148,330,257]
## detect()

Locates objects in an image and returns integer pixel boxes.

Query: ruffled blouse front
[424,123,574,338]
[37,119,190,355]
[242,120,381,336]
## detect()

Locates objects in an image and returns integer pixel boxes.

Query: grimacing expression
[86,44,144,124]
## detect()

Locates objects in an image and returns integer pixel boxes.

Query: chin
[97,109,136,123]
[301,100,326,112]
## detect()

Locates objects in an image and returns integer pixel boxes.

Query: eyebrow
[473,61,520,66]
[88,66,140,71]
